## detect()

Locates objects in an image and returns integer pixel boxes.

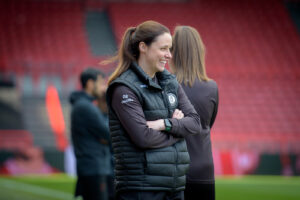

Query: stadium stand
[107,0,300,153]
[0,130,33,150]
[0,0,116,97]
[0,0,299,175]
[0,0,115,150]
[22,97,57,149]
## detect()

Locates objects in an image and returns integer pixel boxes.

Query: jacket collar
[131,62,173,90]
[69,90,95,104]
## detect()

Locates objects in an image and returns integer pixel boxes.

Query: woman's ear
[139,42,147,53]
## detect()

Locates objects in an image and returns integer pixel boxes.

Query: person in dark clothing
[170,26,219,200]
[104,21,208,200]
[70,68,112,200]
[96,93,115,200]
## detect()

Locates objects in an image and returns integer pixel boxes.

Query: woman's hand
[172,109,184,119]
[146,119,165,131]
[146,109,184,131]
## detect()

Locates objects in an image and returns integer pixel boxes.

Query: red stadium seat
[0,130,33,150]
[106,0,300,153]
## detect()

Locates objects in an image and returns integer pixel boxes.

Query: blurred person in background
[170,26,219,200]
[70,68,112,200]
[105,20,207,200]
[96,91,115,200]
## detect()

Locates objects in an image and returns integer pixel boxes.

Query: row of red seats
[212,132,300,153]
[215,78,300,135]
[107,0,300,152]
[0,0,101,81]
[108,0,300,79]
[0,130,33,150]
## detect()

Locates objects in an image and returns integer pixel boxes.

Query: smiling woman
[105,21,172,85]
[138,32,172,77]
[103,20,208,200]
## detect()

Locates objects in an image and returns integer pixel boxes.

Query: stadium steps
[85,11,117,56]
[22,97,56,149]
[0,87,24,129]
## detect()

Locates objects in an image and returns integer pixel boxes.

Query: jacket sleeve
[168,84,210,137]
[209,85,219,128]
[111,85,179,149]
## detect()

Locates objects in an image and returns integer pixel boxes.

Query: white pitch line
[0,178,73,200]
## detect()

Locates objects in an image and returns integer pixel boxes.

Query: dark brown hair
[171,26,209,87]
[103,20,170,85]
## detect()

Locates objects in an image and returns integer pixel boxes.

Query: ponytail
[102,21,170,85]
[104,27,136,85]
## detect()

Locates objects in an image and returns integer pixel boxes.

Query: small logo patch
[140,84,148,88]
[167,93,177,107]
[121,94,134,104]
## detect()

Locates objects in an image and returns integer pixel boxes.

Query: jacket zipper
[162,89,177,190]
[161,90,172,118]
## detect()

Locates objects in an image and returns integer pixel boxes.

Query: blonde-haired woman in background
[170,26,219,200]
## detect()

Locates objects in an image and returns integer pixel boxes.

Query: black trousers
[107,175,115,200]
[184,182,215,200]
[75,175,108,200]
[117,190,184,200]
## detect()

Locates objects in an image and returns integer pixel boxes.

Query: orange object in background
[220,151,234,175]
[45,85,68,151]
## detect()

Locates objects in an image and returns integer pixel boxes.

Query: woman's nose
[165,50,172,59]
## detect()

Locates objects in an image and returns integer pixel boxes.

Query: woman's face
[144,32,172,74]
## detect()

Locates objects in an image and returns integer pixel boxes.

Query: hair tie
[131,27,137,40]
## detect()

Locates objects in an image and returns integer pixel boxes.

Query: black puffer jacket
[106,63,190,193]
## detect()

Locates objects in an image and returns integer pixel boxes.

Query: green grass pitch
[0,174,299,200]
